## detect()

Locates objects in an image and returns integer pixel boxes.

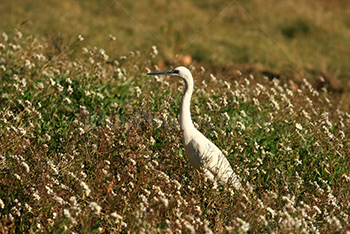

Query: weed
[0,32,349,233]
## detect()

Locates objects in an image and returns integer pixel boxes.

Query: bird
[147,66,242,190]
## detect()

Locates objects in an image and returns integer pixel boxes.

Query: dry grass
[0,0,350,79]
[0,32,349,233]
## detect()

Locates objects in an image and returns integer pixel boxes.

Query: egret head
[147,66,192,82]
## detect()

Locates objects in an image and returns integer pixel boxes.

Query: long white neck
[180,77,195,131]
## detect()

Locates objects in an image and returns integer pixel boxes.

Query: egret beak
[147,70,174,76]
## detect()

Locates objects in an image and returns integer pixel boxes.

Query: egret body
[147,67,241,189]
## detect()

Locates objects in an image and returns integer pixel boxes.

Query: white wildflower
[78,127,85,135]
[150,136,156,145]
[159,197,169,207]
[45,185,53,195]
[253,98,259,106]
[151,45,158,56]
[64,97,72,105]
[295,158,302,166]
[244,78,250,86]
[18,127,26,135]
[67,85,73,94]
[11,206,21,217]
[109,34,116,41]
[237,217,250,232]
[33,191,41,201]
[25,203,32,212]
[80,171,87,178]
[2,32,8,42]
[49,77,56,86]
[172,179,182,190]
[43,134,51,142]
[70,196,77,206]
[236,121,246,131]
[134,86,142,97]
[20,161,30,173]
[97,93,104,99]
[15,31,23,39]
[89,202,102,215]
[184,221,196,234]
[222,112,230,121]
[129,158,136,166]
[80,181,91,197]
[267,207,276,217]
[82,47,89,54]
[295,123,303,131]
[38,82,44,89]
[111,212,123,220]
[78,34,84,41]
[53,196,65,205]
[64,209,72,219]
[34,53,46,61]
[240,110,247,118]
[14,173,21,181]
[313,205,322,215]
[25,60,33,69]
[270,99,280,110]
[153,118,163,128]
[0,198,4,209]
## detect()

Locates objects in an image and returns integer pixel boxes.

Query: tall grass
[1,0,350,79]
[0,32,349,233]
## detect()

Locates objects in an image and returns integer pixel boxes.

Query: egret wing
[192,132,241,188]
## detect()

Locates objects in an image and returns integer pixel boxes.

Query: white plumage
[147,66,241,190]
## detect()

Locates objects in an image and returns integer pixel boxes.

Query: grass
[0,32,350,233]
[1,0,350,80]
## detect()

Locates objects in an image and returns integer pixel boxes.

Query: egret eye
[173,69,179,74]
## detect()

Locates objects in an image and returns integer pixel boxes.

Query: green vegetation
[0,0,350,232]
[1,0,350,79]
[0,32,349,233]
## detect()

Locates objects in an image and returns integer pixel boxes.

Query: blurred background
[1,0,350,85]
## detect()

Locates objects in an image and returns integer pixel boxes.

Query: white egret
[147,66,242,190]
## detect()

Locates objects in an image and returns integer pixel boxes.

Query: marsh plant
[0,32,349,233]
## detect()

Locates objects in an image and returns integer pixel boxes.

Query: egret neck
[180,75,195,131]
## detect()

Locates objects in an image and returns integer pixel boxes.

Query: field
[1,0,350,233]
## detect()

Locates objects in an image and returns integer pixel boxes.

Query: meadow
[1,0,350,233]
[0,31,349,233]
[1,0,350,80]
